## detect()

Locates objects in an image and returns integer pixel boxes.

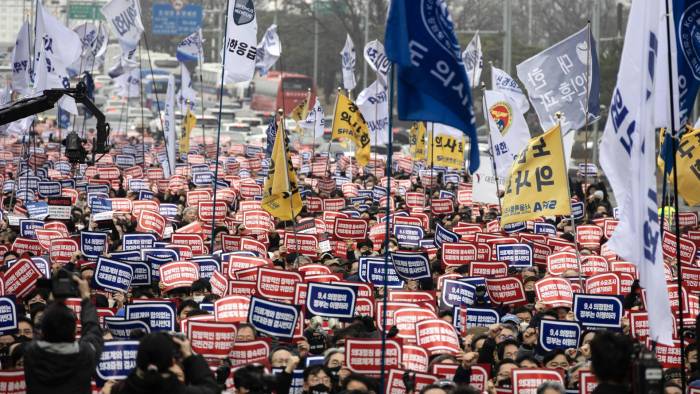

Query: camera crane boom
[0,81,110,161]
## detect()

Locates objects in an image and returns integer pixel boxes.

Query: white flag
[113,66,140,97]
[101,0,144,54]
[357,79,389,146]
[491,65,530,113]
[255,24,281,76]
[223,0,257,83]
[300,98,325,139]
[483,90,531,178]
[10,22,31,95]
[471,154,503,204]
[71,23,109,73]
[599,0,672,345]
[176,29,204,62]
[163,74,177,177]
[363,40,390,87]
[34,1,82,114]
[462,32,483,88]
[340,34,357,91]
[178,63,197,112]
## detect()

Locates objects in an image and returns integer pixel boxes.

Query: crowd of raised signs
[0,117,698,394]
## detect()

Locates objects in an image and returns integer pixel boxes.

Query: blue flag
[673,1,700,130]
[385,0,479,173]
[265,115,277,156]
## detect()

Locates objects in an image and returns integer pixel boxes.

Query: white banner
[462,32,482,88]
[340,34,357,91]
[163,74,177,177]
[179,63,197,112]
[483,90,531,178]
[223,0,258,83]
[491,65,530,113]
[255,24,281,76]
[363,39,390,87]
[10,22,31,95]
[300,98,325,139]
[101,0,144,54]
[471,154,503,205]
[357,80,389,146]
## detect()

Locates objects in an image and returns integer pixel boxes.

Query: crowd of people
[0,116,696,394]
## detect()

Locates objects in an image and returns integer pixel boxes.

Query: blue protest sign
[366,259,405,288]
[248,296,299,338]
[393,224,424,247]
[496,243,533,267]
[358,189,373,199]
[358,257,384,282]
[26,201,48,219]
[444,173,461,184]
[434,223,459,248]
[16,188,36,202]
[503,222,527,234]
[138,190,154,200]
[87,192,109,209]
[59,179,75,189]
[191,164,209,174]
[0,297,18,335]
[19,219,44,239]
[90,198,113,214]
[128,178,148,192]
[372,186,387,200]
[533,223,557,236]
[109,250,142,262]
[2,180,14,193]
[144,255,170,282]
[55,161,72,173]
[37,181,61,197]
[441,279,476,308]
[245,145,263,157]
[151,3,203,35]
[341,209,361,218]
[87,184,110,194]
[192,171,214,187]
[159,203,179,219]
[539,320,581,351]
[94,257,133,293]
[81,231,108,258]
[390,252,431,280]
[141,248,179,262]
[452,307,499,330]
[115,155,136,168]
[17,176,40,190]
[459,277,490,303]
[191,257,220,279]
[35,168,48,180]
[439,190,455,200]
[571,201,584,220]
[125,302,176,332]
[419,239,436,249]
[200,303,214,313]
[572,293,623,328]
[96,341,139,380]
[128,262,152,286]
[31,257,51,278]
[104,318,151,340]
[123,234,157,251]
[305,282,357,319]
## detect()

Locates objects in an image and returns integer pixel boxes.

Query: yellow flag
[261,119,303,220]
[179,110,196,155]
[427,128,465,170]
[501,124,571,225]
[290,98,310,123]
[331,91,370,166]
[409,122,427,160]
[674,127,700,206]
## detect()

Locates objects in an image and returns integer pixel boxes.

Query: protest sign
[96,341,139,380]
[495,243,532,267]
[512,369,565,394]
[385,369,438,393]
[441,242,477,267]
[572,293,623,328]
[345,339,401,374]
[539,319,581,351]
[393,224,424,247]
[198,201,227,223]
[452,307,499,331]
[94,257,134,293]
[390,252,431,280]
[534,277,573,308]
[415,318,461,355]
[4,259,42,298]
[214,295,251,323]
[485,277,526,305]
[468,261,508,278]
[229,339,271,367]
[247,296,299,338]
[135,210,166,238]
[256,268,302,301]
[0,297,17,335]
[440,279,476,308]
[159,261,199,292]
[365,259,405,288]
[334,218,368,239]
[81,231,108,258]
[186,321,237,358]
[0,370,25,394]
[125,302,176,332]
[585,273,621,295]
[305,282,357,319]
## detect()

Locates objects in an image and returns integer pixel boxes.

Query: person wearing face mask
[324,348,349,384]
[190,279,211,303]
[303,365,336,394]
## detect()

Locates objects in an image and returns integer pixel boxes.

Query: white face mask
[192,295,205,303]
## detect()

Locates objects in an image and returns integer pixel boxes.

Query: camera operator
[105,332,217,394]
[590,331,633,394]
[23,275,104,394]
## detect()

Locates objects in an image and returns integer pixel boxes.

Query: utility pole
[363,0,369,87]
[527,0,532,46]
[502,0,512,73]
[313,0,318,83]
[591,0,601,165]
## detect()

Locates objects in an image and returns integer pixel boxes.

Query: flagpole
[664,0,687,389]
[325,88,340,176]
[379,62,394,394]
[209,0,231,253]
[196,57,206,156]
[429,122,435,206]
[279,108,300,254]
[581,21,593,216]
[481,82,503,213]
[138,43,146,169]
[556,113,584,286]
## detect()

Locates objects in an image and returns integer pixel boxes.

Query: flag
[598,0,672,345]
[114,67,140,97]
[255,24,281,76]
[10,22,31,95]
[385,0,479,173]
[673,127,700,206]
[34,1,83,114]
[261,120,303,220]
[223,0,257,83]
[500,125,570,226]
[299,98,325,139]
[357,79,390,146]
[178,62,197,112]
[331,92,370,166]
[483,90,531,178]
[163,74,177,177]
[472,154,503,204]
[179,110,196,155]
[427,123,466,170]
[462,32,483,88]
[516,26,600,132]
[491,65,530,113]
[57,105,71,129]
[290,90,311,125]
[176,29,204,63]
[364,39,390,87]
[71,23,108,73]
[409,122,427,160]
[101,0,143,54]
[670,0,700,130]
[264,115,277,156]
[340,34,357,91]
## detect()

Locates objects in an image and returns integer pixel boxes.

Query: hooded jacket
[23,298,104,394]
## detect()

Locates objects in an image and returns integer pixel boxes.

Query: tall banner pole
[663,1,686,388]
[209,0,231,252]
[379,63,394,392]
[481,82,503,212]
[581,21,594,211]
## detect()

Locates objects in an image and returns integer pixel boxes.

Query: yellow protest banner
[261,119,303,220]
[674,127,700,206]
[409,122,427,160]
[427,129,465,170]
[178,110,196,155]
[331,91,370,166]
[501,124,571,225]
